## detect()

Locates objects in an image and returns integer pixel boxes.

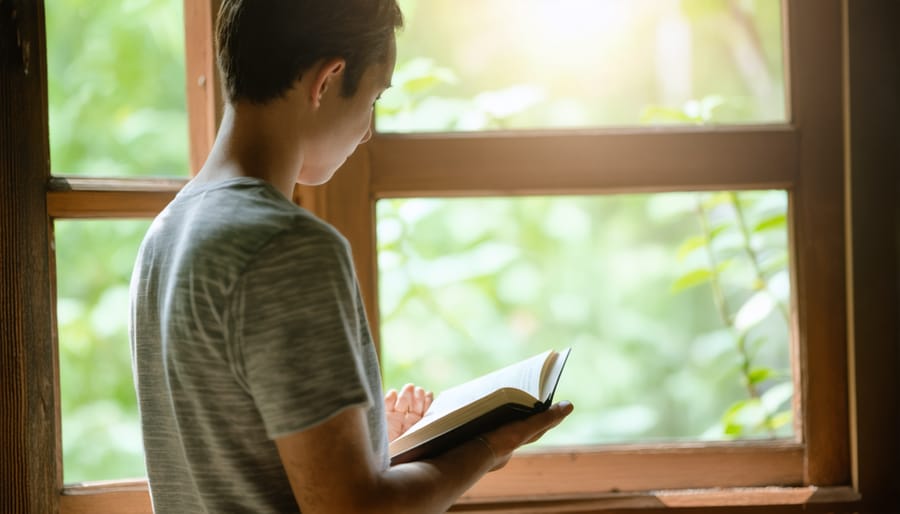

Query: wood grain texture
[370,128,798,198]
[463,442,803,501]
[47,177,184,218]
[0,1,60,513]
[785,0,850,486]
[183,0,222,174]
[844,0,900,510]
[59,482,860,514]
[61,481,152,514]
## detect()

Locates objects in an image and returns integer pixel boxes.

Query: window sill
[61,482,860,514]
[449,486,861,513]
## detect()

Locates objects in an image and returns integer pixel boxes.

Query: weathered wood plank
[0,1,60,513]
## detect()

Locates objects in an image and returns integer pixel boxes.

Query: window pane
[377,0,786,133]
[46,0,189,177]
[56,220,150,483]
[377,191,794,446]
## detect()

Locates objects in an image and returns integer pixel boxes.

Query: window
[378,0,787,132]
[377,4,796,452]
[305,0,852,504]
[378,192,795,447]
[5,0,897,513]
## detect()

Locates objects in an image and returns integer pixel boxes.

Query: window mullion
[785,0,850,486]
[183,0,223,175]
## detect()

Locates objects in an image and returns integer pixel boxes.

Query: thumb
[524,401,573,443]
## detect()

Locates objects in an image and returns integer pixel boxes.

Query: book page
[404,350,553,434]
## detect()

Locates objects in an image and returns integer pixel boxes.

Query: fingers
[521,401,573,443]
[484,401,574,456]
[393,384,413,414]
[411,385,424,415]
[411,386,432,416]
[392,384,432,416]
[383,389,398,410]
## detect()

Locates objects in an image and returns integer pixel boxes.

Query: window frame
[0,0,896,512]
[310,0,848,501]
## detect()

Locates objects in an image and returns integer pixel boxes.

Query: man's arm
[275,401,573,514]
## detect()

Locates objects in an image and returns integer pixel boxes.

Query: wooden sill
[47,177,187,218]
[448,487,861,513]
[60,482,860,514]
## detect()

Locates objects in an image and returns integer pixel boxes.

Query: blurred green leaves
[380,0,785,132]
[46,0,188,177]
[670,191,793,440]
[56,220,152,483]
[379,191,793,446]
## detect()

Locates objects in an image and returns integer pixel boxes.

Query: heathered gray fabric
[130,177,389,513]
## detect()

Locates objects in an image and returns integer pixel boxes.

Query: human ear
[310,58,346,109]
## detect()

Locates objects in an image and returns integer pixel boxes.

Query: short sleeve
[229,223,372,439]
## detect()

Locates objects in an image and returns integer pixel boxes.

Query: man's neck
[195,102,306,199]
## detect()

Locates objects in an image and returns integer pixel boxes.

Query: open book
[389,347,571,465]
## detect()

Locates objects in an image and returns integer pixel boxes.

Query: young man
[130,1,572,513]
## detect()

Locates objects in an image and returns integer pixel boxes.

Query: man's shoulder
[145,177,347,267]
[175,177,337,235]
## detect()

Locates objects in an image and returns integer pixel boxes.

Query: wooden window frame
[1,0,896,513]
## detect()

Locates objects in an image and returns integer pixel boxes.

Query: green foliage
[382,0,786,132]
[379,191,793,446]
[56,220,150,483]
[46,0,188,177]
[675,191,793,440]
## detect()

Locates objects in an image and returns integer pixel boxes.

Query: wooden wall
[845,0,900,511]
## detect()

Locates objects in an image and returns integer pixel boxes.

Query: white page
[401,350,552,436]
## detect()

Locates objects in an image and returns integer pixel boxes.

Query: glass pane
[377,191,794,446]
[46,0,189,177]
[56,220,150,483]
[377,0,786,132]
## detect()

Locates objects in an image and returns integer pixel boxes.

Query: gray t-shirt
[130,177,388,513]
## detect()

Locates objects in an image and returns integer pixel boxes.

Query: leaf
[747,367,773,385]
[723,422,744,436]
[766,410,793,430]
[734,291,776,332]
[762,381,794,413]
[722,398,753,424]
[753,213,787,233]
[723,398,768,432]
[671,268,713,292]
[403,76,445,95]
[709,223,729,241]
[677,236,707,261]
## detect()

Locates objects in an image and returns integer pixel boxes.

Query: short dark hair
[216,0,403,104]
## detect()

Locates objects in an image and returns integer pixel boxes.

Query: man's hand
[479,401,574,471]
[384,384,434,442]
